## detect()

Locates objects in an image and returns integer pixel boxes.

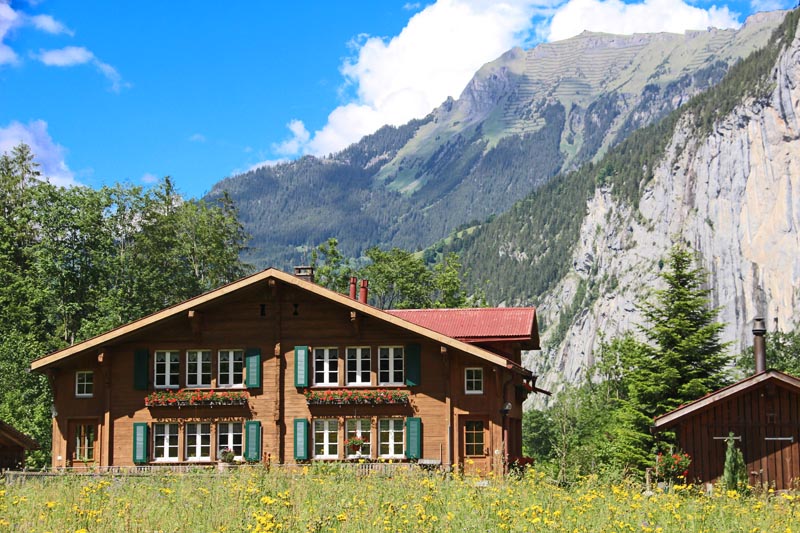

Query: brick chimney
[293,266,315,283]
[359,279,369,304]
[753,316,767,374]
[349,276,358,299]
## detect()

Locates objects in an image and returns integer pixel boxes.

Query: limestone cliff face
[531,16,800,396]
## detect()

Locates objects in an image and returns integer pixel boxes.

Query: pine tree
[630,244,731,417]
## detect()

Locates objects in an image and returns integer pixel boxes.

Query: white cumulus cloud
[0,120,77,187]
[0,1,20,65]
[35,45,128,92]
[141,173,159,184]
[547,0,740,41]
[29,14,73,35]
[277,0,551,157]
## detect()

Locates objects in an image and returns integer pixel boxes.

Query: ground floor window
[217,422,243,460]
[378,418,404,458]
[345,418,371,457]
[185,423,211,461]
[313,419,339,459]
[464,420,485,457]
[153,423,179,461]
[74,424,96,461]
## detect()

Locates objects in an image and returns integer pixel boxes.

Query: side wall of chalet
[47,279,518,471]
[674,381,800,489]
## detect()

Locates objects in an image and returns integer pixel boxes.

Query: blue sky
[0,0,793,198]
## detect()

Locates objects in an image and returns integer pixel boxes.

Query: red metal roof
[386,308,537,344]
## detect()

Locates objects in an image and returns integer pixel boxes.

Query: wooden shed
[0,420,39,470]
[654,320,800,490]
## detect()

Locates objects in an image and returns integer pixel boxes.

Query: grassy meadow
[1,466,798,532]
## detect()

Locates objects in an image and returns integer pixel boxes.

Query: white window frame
[378,346,404,386]
[153,423,179,462]
[217,422,243,461]
[378,418,404,458]
[218,349,245,388]
[185,423,211,462]
[313,419,339,459]
[154,350,180,389]
[75,371,94,398]
[186,349,212,388]
[313,347,339,386]
[346,418,371,458]
[346,347,371,386]
[465,367,484,395]
[74,423,96,462]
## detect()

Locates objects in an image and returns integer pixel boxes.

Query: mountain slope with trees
[208,13,782,268]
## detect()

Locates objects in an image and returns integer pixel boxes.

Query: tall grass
[1,466,798,532]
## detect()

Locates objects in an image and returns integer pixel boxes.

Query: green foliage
[735,329,800,376]
[630,245,730,417]
[0,143,250,467]
[311,238,476,310]
[526,245,730,480]
[722,433,748,492]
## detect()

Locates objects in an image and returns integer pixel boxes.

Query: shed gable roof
[386,308,539,348]
[0,420,39,450]
[31,268,531,375]
[653,370,800,429]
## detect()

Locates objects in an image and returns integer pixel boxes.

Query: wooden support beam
[188,310,204,336]
[350,311,360,336]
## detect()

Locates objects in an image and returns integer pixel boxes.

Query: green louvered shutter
[133,423,148,464]
[245,347,261,388]
[294,418,309,460]
[294,346,309,387]
[244,421,261,462]
[405,343,421,387]
[405,417,421,459]
[134,349,149,390]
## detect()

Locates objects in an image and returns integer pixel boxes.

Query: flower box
[145,389,249,407]
[304,389,410,406]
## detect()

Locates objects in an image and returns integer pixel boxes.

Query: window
[186,423,211,461]
[218,422,243,460]
[346,418,371,457]
[464,421,485,457]
[378,418,404,458]
[313,419,339,459]
[465,368,483,394]
[218,349,245,387]
[153,423,179,461]
[313,347,339,386]
[74,424,96,461]
[346,347,371,385]
[378,347,404,385]
[186,350,211,387]
[75,371,94,397]
[154,350,179,389]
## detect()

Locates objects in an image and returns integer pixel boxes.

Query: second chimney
[753,316,767,374]
[359,279,369,304]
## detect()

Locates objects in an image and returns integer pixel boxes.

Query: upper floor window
[75,371,94,398]
[154,350,179,389]
[378,347,404,385]
[186,350,212,388]
[218,349,244,387]
[314,347,339,386]
[465,368,483,395]
[346,347,371,385]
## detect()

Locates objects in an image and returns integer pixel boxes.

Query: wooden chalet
[654,319,800,490]
[0,420,39,470]
[31,267,542,474]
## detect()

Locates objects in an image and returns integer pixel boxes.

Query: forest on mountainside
[446,8,800,312]
[0,145,250,467]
